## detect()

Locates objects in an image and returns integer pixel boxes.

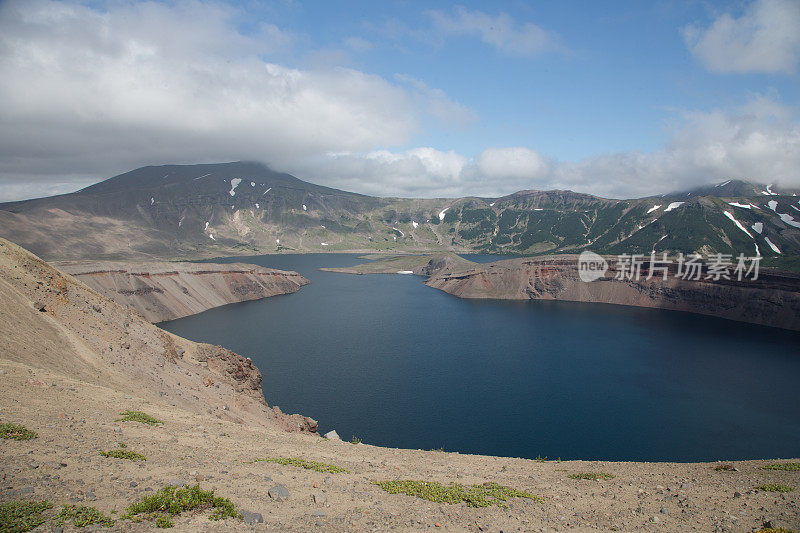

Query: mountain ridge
[1,161,799,261]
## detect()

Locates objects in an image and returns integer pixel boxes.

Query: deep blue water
[160,254,800,462]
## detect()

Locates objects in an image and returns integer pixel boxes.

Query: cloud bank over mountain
[0,0,798,201]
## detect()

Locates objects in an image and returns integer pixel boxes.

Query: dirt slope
[0,237,316,432]
[56,261,309,322]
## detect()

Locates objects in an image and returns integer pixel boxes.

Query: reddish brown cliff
[56,260,309,322]
[424,255,800,331]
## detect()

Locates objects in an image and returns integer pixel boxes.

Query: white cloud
[301,148,468,197]
[684,0,800,74]
[394,75,478,128]
[551,94,800,198]
[477,147,549,181]
[0,0,468,196]
[428,6,561,56]
[291,94,800,199]
[1,1,798,203]
[0,178,95,203]
[343,36,372,52]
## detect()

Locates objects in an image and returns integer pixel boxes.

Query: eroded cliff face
[0,238,317,433]
[424,256,800,331]
[55,261,309,322]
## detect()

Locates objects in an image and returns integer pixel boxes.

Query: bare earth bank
[55,260,309,323]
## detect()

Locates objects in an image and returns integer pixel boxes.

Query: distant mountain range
[1,161,799,262]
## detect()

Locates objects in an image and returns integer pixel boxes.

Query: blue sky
[256,0,799,158]
[0,0,798,200]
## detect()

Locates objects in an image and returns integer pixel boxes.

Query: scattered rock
[660,507,668,515]
[242,510,264,524]
[313,493,327,505]
[311,510,327,517]
[650,515,660,523]
[169,479,185,487]
[733,491,741,498]
[324,429,341,441]
[268,484,290,501]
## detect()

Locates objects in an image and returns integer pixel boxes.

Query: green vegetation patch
[350,435,362,444]
[125,484,240,523]
[0,422,37,441]
[754,528,796,533]
[756,483,794,493]
[568,472,615,481]
[0,500,53,532]
[374,480,540,508]
[763,462,800,471]
[715,464,736,471]
[100,448,146,461]
[116,410,163,426]
[57,505,115,528]
[254,457,348,474]
[155,515,174,528]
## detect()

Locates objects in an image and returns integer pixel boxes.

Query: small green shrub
[116,410,162,426]
[254,457,347,473]
[763,462,800,471]
[0,423,37,441]
[568,472,615,481]
[100,448,146,461]
[374,480,540,508]
[754,528,796,533]
[756,483,794,493]
[715,463,735,471]
[0,500,53,532]
[57,505,114,528]
[350,435,361,444]
[125,484,240,523]
[155,514,174,528]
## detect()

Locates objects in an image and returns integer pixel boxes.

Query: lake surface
[160,253,800,462]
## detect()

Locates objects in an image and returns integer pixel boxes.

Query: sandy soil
[2,359,799,532]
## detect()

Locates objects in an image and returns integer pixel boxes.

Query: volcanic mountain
[1,162,799,263]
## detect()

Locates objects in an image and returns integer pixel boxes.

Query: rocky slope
[1,162,799,261]
[0,237,316,432]
[1,238,798,531]
[55,261,309,322]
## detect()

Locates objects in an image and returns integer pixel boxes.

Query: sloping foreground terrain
[1,161,799,262]
[0,237,316,432]
[1,239,798,531]
[55,261,309,322]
